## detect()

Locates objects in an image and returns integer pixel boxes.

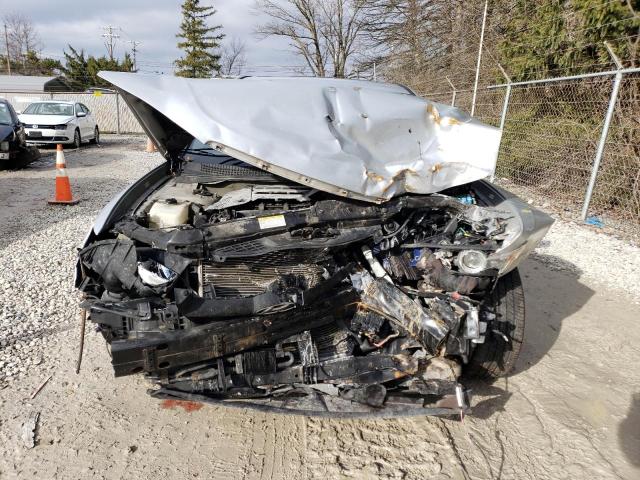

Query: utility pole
[128,40,141,71]
[3,24,10,75]
[102,25,121,61]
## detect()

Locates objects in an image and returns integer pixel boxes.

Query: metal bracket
[142,347,158,371]
[297,331,319,384]
[211,334,224,358]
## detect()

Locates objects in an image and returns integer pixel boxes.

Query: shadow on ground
[515,252,594,373]
[468,252,595,419]
[619,392,640,467]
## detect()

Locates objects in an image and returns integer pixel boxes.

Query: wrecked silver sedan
[75,72,552,417]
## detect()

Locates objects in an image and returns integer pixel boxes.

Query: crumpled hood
[18,114,75,126]
[100,71,501,202]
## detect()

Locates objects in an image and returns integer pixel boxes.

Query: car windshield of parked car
[23,102,74,116]
[0,103,12,124]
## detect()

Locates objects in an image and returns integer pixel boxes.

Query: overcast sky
[14,0,303,75]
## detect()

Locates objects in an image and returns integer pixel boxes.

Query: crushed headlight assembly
[486,202,553,275]
[489,227,551,275]
[456,250,488,274]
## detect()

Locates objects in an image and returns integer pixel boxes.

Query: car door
[74,103,88,138]
[81,104,96,137]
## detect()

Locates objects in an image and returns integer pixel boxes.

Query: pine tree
[62,45,134,90]
[497,0,640,81]
[175,0,225,78]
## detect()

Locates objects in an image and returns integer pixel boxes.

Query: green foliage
[491,1,640,225]
[497,0,640,81]
[175,0,225,78]
[23,51,63,75]
[0,51,62,76]
[61,45,134,91]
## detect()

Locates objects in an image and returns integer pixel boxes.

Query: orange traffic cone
[48,144,80,205]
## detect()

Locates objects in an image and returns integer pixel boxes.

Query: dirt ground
[0,137,638,479]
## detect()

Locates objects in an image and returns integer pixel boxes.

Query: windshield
[182,138,250,167]
[185,138,225,156]
[0,103,12,124]
[23,102,74,116]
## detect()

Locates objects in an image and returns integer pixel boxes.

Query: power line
[128,40,142,71]
[102,25,121,61]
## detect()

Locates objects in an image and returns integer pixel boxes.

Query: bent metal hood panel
[99,71,501,202]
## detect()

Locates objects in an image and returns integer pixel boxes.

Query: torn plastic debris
[78,239,191,296]
[351,271,449,354]
[137,260,178,287]
[585,216,604,228]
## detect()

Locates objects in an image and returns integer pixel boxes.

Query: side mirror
[77,111,87,117]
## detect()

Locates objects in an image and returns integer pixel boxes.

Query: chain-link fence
[427,69,640,235]
[0,91,143,134]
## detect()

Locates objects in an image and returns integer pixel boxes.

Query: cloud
[10,0,303,74]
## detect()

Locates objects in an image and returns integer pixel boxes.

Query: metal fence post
[489,84,512,182]
[581,43,623,220]
[499,84,512,131]
[115,92,121,134]
[491,64,512,182]
[497,63,512,132]
[471,0,489,117]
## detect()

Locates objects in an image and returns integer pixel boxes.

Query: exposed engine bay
[76,154,552,416]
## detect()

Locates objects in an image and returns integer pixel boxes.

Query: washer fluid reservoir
[148,200,190,228]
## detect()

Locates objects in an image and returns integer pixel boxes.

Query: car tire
[73,129,81,149]
[90,126,100,145]
[465,269,525,379]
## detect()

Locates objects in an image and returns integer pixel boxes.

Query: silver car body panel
[99,72,501,203]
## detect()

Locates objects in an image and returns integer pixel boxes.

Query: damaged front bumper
[76,174,551,416]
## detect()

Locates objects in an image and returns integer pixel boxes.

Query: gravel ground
[534,221,640,304]
[0,136,638,479]
[0,136,163,385]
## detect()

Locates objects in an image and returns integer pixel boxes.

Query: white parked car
[19,101,99,148]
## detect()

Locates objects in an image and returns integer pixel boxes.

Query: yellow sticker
[93,91,103,96]
[258,214,286,229]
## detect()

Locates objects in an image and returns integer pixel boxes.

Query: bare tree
[221,37,248,76]
[358,0,481,93]
[3,13,42,67]
[320,0,367,77]
[255,0,367,77]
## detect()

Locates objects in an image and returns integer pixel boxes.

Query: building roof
[0,75,72,92]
